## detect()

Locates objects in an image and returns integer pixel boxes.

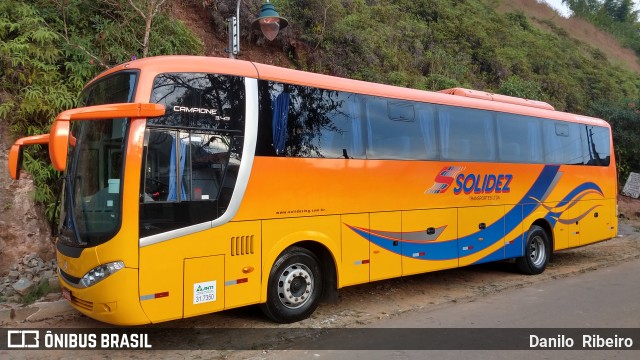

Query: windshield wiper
[61,174,83,246]
[50,176,64,238]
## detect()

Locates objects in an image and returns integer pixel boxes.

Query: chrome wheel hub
[529,235,546,267]
[277,263,313,309]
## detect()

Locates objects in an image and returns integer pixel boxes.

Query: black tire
[516,225,551,275]
[260,246,323,323]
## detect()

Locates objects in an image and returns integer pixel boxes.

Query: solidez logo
[453,172,512,195]
[426,166,512,195]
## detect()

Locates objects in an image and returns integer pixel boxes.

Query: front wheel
[515,225,550,275]
[260,247,323,323]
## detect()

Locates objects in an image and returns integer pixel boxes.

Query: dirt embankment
[0,130,54,276]
[497,0,640,73]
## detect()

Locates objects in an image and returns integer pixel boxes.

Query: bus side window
[439,106,496,162]
[542,121,584,165]
[496,114,543,163]
[584,125,610,166]
[142,129,175,202]
[364,97,434,160]
[190,133,230,201]
[257,81,366,159]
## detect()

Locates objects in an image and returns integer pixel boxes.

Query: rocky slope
[0,129,55,301]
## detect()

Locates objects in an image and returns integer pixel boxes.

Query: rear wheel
[516,225,550,275]
[260,247,323,323]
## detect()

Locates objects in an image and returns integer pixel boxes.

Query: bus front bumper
[59,267,150,325]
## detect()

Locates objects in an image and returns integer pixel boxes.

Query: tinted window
[257,81,365,158]
[80,71,137,106]
[140,73,245,238]
[365,98,437,160]
[583,124,611,166]
[255,80,610,167]
[150,73,245,131]
[543,121,584,165]
[496,114,544,163]
[439,106,496,162]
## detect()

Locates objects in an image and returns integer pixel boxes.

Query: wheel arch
[531,218,554,256]
[293,241,339,304]
[261,231,339,304]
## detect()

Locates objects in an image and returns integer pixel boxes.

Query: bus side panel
[139,221,262,322]
[567,202,581,248]
[579,199,613,246]
[183,255,225,318]
[340,214,370,287]
[139,239,185,323]
[401,208,458,276]
[369,212,402,282]
[260,216,341,303]
[556,200,579,250]
[224,221,262,309]
[504,205,524,258]
[611,198,618,237]
[458,205,505,266]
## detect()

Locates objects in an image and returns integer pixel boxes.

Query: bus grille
[70,295,94,311]
[231,235,254,256]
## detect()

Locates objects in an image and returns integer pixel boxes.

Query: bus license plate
[62,287,71,301]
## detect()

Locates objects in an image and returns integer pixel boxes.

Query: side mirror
[7,134,50,180]
[49,112,72,172]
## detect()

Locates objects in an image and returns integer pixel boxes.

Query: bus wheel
[260,247,323,323]
[516,225,550,275]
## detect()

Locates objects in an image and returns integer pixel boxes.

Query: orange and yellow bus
[8,56,617,325]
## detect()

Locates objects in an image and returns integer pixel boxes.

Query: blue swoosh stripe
[348,165,603,262]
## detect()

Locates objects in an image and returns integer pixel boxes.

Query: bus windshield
[58,71,137,247]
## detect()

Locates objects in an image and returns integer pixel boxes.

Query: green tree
[562,0,601,16]
[603,0,637,23]
[113,0,170,58]
[564,0,640,54]
[0,1,73,219]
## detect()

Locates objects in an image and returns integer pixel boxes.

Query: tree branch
[40,14,110,70]
[152,0,169,17]
[127,0,147,19]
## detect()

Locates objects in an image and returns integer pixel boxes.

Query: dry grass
[495,0,640,73]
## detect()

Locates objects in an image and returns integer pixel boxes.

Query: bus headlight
[80,261,125,287]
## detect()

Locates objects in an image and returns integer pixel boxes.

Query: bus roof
[90,56,609,128]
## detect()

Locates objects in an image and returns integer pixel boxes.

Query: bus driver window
[142,129,230,203]
[190,134,230,201]
[142,129,175,202]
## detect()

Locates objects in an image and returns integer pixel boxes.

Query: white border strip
[139,77,259,248]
